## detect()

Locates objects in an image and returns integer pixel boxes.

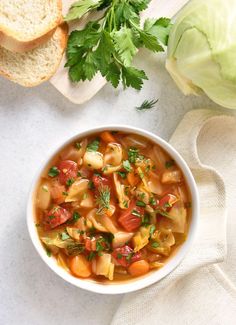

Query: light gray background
[0,52,227,325]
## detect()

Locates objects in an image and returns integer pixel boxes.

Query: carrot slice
[100,131,116,143]
[70,255,92,278]
[128,260,150,277]
[127,171,140,187]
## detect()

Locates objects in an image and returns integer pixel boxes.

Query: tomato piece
[159,194,178,210]
[85,237,97,251]
[92,175,110,188]
[58,160,78,185]
[44,206,71,229]
[112,245,142,267]
[118,200,144,232]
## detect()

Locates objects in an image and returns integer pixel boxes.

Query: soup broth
[34,131,191,281]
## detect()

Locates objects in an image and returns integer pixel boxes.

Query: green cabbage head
[166,0,236,109]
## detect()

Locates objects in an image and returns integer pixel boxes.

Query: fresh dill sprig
[136,99,159,111]
[96,185,111,215]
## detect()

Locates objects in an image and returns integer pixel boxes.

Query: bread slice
[0,0,62,52]
[0,24,68,87]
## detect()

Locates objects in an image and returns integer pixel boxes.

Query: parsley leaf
[96,185,111,215]
[65,0,171,90]
[165,160,175,169]
[48,166,59,177]
[87,138,100,152]
[123,160,132,172]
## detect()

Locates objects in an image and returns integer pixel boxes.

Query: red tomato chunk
[118,200,144,232]
[58,160,78,185]
[44,206,71,228]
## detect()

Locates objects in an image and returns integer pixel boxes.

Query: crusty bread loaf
[0,24,68,87]
[0,0,62,52]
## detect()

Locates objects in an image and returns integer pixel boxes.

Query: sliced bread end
[0,24,68,87]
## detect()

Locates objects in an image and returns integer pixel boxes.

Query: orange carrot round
[128,260,150,277]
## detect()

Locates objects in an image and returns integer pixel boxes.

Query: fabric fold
[111,109,234,325]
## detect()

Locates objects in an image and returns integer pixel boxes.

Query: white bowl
[27,125,199,294]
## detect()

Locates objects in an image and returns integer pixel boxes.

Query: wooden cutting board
[50,0,190,104]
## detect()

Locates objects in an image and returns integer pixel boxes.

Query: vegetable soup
[34,131,191,281]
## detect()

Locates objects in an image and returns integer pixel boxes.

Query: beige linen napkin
[111,109,236,325]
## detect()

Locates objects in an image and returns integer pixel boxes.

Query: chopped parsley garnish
[149,225,156,236]
[117,253,123,259]
[136,201,146,207]
[87,251,96,261]
[117,171,127,179]
[123,200,129,208]
[48,215,55,220]
[87,138,100,152]
[136,99,158,111]
[151,242,160,248]
[61,232,70,241]
[72,212,81,222]
[67,243,85,255]
[123,160,132,172]
[132,209,141,217]
[142,213,150,226]
[165,160,175,169]
[126,252,134,261]
[66,178,75,186]
[77,230,85,235]
[46,248,51,257]
[75,142,82,150]
[48,166,59,177]
[149,197,156,206]
[128,147,139,163]
[77,171,82,177]
[96,238,105,252]
[62,191,68,196]
[35,223,40,227]
[88,180,95,190]
[96,185,111,215]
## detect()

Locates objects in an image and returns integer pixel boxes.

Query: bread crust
[0,0,62,52]
[0,23,68,87]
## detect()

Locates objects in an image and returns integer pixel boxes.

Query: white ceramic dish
[27,125,199,294]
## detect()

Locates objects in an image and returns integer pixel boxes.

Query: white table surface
[0,52,226,325]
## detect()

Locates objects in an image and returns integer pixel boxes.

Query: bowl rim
[27,124,199,295]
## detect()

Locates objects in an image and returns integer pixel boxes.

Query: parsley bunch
[65,0,171,90]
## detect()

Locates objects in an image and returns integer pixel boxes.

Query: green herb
[128,147,139,163]
[123,200,128,208]
[66,178,75,186]
[62,191,68,196]
[48,215,55,220]
[126,252,134,261]
[65,0,171,90]
[165,159,175,169]
[151,241,160,248]
[61,232,70,241]
[88,180,95,190]
[86,138,100,152]
[35,223,40,227]
[136,201,146,207]
[46,248,51,257]
[96,237,105,252]
[87,251,96,261]
[48,166,59,177]
[145,165,151,173]
[75,142,82,150]
[149,225,156,236]
[149,197,156,206]
[123,160,132,172]
[117,171,127,179]
[155,209,172,218]
[152,165,156,170]
[117,253,123,259]
[164,202,171,208]
[77,230,85,235]
[142,213,150,226]
[136,98,158,110]
[72,211,81,222]
[132,209,141,217]
[67,243,85,255]
[96,185,110,214]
